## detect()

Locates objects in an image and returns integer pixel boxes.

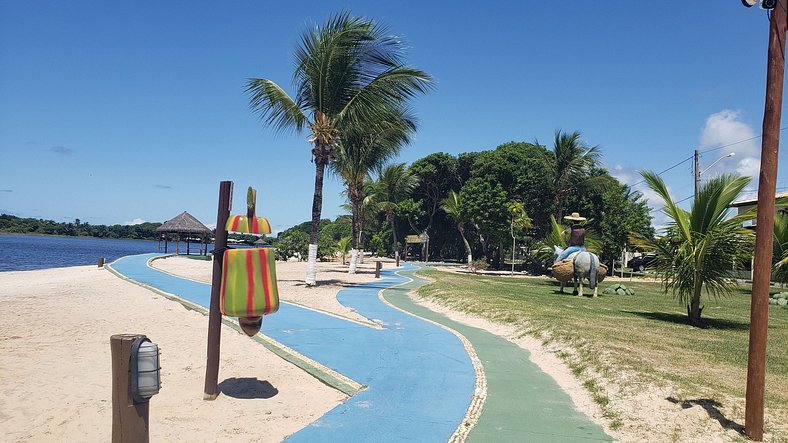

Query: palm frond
[245,79,308,135]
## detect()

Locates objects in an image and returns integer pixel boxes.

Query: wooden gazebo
[156,211,212,255]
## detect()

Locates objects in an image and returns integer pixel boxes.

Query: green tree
[246,12,431,285]
[641,171,754,327]
[507,201,532,274]
[333,105,415,271]
[274,230,309,261]
[441,190,473,264]
[548,130,602,221]
[373,163,418,260]
[408,153,459,260]
[460,177,509,264]
[469,142,554,232]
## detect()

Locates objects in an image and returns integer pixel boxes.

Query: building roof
[730,191,788,208]
[156,211,211,234]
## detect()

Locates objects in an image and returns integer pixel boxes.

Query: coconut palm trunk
[389,210,400,260]
[689,275,704,327]
[306,153,328,285]
[459,225,473,264]
[348,182,363,274]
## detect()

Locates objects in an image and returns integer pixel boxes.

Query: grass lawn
[416,268,788,418]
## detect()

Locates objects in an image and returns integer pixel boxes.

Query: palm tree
[772,213,788,283]
[641,171,754,327]
[333,105,416,273]
[246,12,432,285]
[442,190,473,265]
[337,236,352,265]
[373,163,419,261]
[548,130,602,220]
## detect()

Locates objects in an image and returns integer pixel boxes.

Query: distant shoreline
[0,231,158,242]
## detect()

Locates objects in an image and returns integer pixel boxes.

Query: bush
[468,259,489,274]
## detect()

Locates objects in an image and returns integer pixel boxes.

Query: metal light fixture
[130,336,161,403]
[741,0,776,8]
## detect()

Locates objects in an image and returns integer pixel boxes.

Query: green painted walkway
[383,265,612,442]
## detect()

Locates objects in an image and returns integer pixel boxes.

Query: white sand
[3,256,769,442]
[0,262,361,442]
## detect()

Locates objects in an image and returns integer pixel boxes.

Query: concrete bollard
[98,257,105,268]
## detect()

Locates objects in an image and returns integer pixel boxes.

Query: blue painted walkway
[110,253,475,442]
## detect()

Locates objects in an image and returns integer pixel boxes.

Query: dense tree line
[0,214,162,240]
[272,134,654,274]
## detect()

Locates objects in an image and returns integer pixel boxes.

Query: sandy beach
[0,258,379,442]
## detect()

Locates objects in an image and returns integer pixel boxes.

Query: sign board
[405,235,421,244]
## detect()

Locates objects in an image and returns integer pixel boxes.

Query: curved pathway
[110,253,611,442]
[109,254,474,442]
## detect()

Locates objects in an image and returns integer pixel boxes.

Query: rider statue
[555,212,587,262]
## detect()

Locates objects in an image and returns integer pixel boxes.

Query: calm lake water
[0,234,211,271]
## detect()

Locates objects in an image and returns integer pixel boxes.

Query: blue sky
[1,1,786,232]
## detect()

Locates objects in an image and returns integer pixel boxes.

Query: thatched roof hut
[157,211,211,255]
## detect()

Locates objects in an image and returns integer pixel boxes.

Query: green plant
[246,11,431,284]
[337,236,352,264]
[640,171,754,327]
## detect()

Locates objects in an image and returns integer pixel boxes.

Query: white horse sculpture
[553,245,602,297]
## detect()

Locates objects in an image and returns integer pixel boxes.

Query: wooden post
[746,2,786,440]
[204,181,232,400]
[111,334,149,443]
[395,251,400,267]
[98,257,105,268]
[375,261,382,278]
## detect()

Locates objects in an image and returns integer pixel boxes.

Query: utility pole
[746,1,786,440]
[694,149,700,197]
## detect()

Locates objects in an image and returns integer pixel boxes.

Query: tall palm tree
[246,12,431,285]
[548,130,602,220]
[641,171,754,327]
[332,105,416,273]
[442,190,473,265]
[373,163,419,261]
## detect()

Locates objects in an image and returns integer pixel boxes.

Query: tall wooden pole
[746,2,786,440]
[203,181,232,400]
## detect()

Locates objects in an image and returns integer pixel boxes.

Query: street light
[694,151,736,196]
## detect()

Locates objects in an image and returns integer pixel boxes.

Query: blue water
[0,234,210,271]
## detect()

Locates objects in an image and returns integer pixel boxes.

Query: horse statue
[552,245,605,297]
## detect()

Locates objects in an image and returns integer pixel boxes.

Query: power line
[649,186,788,214]
[698,126,788,154]
[632,127,788,189]
[630,155,693,188]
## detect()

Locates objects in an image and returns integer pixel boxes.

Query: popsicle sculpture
[221,187,279,336]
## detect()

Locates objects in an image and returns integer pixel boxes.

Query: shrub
[468,259,489,274]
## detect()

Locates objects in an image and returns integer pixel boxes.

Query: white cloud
[610,164,632,184]
[123,218,146,225]
[699,110,760,179]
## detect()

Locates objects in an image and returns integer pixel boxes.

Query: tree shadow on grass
[667,397,745,435]
[622,311,749,330]
[219,377,278,399]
